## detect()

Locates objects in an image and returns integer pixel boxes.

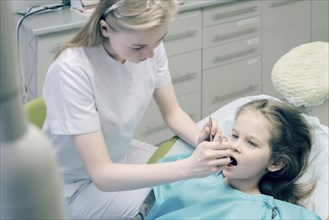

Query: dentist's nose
[143,47,154,59]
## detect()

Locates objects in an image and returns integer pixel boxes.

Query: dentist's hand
[196,117,225,145]
[185,140,230,178]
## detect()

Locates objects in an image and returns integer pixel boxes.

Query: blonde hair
[55,0,178,58]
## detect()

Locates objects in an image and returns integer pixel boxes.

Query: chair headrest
[272,41,329,107]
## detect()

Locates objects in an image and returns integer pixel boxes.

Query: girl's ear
[100,20,111,38]
[267,160,285,172]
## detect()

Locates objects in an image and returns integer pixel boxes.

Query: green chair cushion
[147,136,179,164]
[24,97,46,129]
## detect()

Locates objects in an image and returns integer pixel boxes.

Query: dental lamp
[0,1,67,218]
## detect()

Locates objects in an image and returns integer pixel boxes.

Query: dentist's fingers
[197,125,209,142]
[213,130,226,142]
[195,141,230,163]
[197,117,222,144]
[209,117,218,137]
[207,143,230,160]
[203,138,229,151]
[205,142,231,172]
[186,141,231,178]
[212,156,231,168]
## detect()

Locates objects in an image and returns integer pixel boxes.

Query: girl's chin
[223,166,237,177]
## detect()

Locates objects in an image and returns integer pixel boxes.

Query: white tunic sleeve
[43,48,100,135]
[154,42,171,89]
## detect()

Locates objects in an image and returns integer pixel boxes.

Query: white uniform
[42,42,171,219]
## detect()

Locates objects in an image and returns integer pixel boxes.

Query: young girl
[145,99,320,219]
[42,0,229,219]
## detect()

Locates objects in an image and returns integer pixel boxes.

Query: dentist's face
[101,21,168,63]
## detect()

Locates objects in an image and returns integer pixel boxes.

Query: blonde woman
[42,0,229,219]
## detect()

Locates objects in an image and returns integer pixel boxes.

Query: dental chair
[271,41,329,126]
[24,97,47,129]
[164,41,329,219]
[271,41,328,218]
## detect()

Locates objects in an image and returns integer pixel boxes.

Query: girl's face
[101,21,168,63]
[223,110,279,193]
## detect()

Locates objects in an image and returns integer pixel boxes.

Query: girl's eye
[231,134,238,140]
[247,140,257,147]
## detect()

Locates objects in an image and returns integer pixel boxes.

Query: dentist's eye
[132,46,144,51]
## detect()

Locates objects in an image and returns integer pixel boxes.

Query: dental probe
[209,106,213,142]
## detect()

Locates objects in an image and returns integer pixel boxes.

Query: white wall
[312,0,329,42]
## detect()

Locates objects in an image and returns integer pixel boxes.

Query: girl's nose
[230,143,241,154]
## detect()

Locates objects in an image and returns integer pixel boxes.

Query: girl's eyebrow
[131,32,168,47]
[232,128,262,143]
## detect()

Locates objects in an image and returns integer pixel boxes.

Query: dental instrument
[209,106,213,142]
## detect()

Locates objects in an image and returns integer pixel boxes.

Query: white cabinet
[202,37,261,70]
[169,51,202,97]
[162,10,202,56]
[19,9,87,101]
[203,56,261,114]
[201,1,262,117]
[134,10,202,144]
[261,0,312,98]
[20,1,327,144]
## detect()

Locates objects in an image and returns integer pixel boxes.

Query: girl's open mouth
[229,156,238,166]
